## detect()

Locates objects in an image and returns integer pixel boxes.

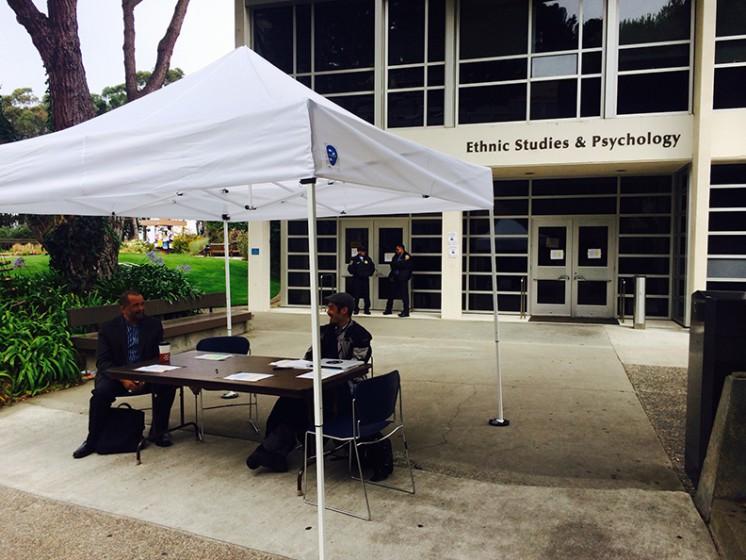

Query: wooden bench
[206,243,241,257]
[67,292,252,368]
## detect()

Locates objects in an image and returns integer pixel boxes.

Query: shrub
[0,305,80,398]
[0,224,33,239]
[9,242,44,255]
[234,230,249,260]
[187,236,209,255]
[96,262,201,303]
[120,239,153,254]
[171,232,200,254]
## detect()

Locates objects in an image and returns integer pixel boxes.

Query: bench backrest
[67,292,227,330]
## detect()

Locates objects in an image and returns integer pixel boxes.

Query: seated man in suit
[73,290,177,458]
[246,292,372,472]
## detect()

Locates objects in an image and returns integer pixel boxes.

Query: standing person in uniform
[383,243,413,318]
[347,245,375,315]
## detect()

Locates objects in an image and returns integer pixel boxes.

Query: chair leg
[248,393,260,434]
[351,441,372,521]
[302,434,372,521]
[401,427,416,495]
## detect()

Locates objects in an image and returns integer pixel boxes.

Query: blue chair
[303,370,415,520]
[191,336,258,435]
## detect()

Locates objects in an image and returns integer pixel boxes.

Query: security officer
[347,245,375,315]
[383,243,413,317]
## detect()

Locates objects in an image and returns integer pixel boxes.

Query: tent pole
[222,218,233,336]
[246,222,253,311]
[303,177,326,560]
[488,207,509,427]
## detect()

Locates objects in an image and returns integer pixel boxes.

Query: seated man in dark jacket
[73,290,177,459]
[246,292,372,472]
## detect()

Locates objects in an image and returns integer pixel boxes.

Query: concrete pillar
[248,220,271,312]
[686,0,717,325]
[234,0,250,48]
[440,211,463,319]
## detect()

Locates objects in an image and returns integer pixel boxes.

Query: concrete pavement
[0,312,719,559]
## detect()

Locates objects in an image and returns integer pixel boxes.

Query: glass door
[373,219,410,310]
[340,218,409,310]
[572,217,615,318]
[531,218,572,316]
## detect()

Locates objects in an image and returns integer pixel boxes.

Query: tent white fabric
[0,47,505,559]
[0,47,490,219]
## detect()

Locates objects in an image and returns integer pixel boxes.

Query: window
[714,0,746,109]
[252,1,375,123]
[386,0,446,128]
[458,0,603,124]
[617,0,692,115]
[707,165,746,292]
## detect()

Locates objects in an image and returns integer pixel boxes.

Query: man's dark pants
[384,278,410,313]
[351,278,371,313]
[88,375,176,445]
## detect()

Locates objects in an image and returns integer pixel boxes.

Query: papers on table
[269,358,364,371]
[320,358,364,370]
[223,372,273,382]
[194,353,233,361]
[135,364,182,373]
[269,359,313,369]
[296,369,345,380]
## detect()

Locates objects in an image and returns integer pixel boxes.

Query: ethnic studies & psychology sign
[466,131,683,154]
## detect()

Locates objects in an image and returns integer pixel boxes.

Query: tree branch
[6,0,53,63]
[140,0,190,96]
[121,0,144,100]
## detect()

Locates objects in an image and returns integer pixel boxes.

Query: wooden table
[108,351,369,464]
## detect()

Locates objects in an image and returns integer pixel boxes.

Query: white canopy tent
[0,47,507,558]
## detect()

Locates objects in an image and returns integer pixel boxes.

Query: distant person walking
[347,245,375,315]
[383,243,413,318]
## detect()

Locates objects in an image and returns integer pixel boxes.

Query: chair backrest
[196,336,250,355]
[352,370,400,425]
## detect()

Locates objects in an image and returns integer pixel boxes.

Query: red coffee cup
[158,343,171,364]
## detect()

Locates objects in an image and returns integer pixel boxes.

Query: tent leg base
[488,418,510,427]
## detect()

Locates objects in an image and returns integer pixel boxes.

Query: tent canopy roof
[0,47,492,221]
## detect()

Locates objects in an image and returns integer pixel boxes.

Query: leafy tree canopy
[91,68,184,115]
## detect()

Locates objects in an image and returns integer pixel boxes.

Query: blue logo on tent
[326,145,338,166]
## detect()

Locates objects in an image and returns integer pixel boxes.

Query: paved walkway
[0,313,718,559]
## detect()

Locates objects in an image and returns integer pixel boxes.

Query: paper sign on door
[550,249,564,260]
[587,248,602,259]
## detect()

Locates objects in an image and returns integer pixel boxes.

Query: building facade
[236,0,746,326]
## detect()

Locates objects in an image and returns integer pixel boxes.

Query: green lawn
[5,253,280,306]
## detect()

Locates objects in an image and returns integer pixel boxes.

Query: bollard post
[633,276,646,330]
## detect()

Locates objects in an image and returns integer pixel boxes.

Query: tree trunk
[7,0,120,292]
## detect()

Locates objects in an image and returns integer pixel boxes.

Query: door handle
[557,274,570,280]
[574,274,586,281]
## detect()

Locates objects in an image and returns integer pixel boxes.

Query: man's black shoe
[398,311,410,317]
[363,310,371,315]
[149,433,173,447]
[382,310,392,315]
[72,440,96,459]
[353,309,360,315]
[246,445,288,472]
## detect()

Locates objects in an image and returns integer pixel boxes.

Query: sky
[0,0,235,97]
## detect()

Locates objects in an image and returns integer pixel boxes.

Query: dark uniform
[384,249,413,316]
[347,251,375,314]
[247,318,372,472]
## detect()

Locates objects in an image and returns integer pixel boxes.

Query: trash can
[685,290,746,483]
